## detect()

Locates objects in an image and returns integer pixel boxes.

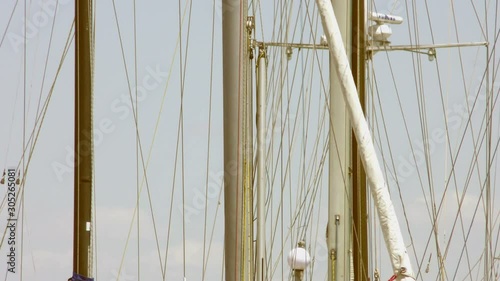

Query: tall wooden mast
[73,0,94,278]
[351,0,369,279]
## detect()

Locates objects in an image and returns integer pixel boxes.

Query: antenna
[367,12,403,45]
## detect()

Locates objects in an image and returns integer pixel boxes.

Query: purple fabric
[70,273,94,281]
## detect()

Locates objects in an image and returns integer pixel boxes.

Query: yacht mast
[317,0,415,279]
[256,45,267,281]
[73,0,94,279]
[222,0,252,280]
[351,0,369,279]
[327,0,352,279]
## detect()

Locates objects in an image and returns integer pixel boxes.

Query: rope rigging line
[4,3,69,277]
[374,58,427,277]
[370,0,500,276]
[20,0,26,277]
[374,2,442,272]
[260,1,338,278]
[109,0,191,279]
[447,133,500,281]
[30,0,60,167]
[416,53,499,281]
[406,2,445,277]
[368,60,422,275]
[158,3,189,277]
[176,0,195,277]
[0,0,19,49]
[108,3,166,274]
[132,0,139,279]
[268,60,329,281]
[445,53,500,281]
[437,1,494,274]
[201,0,217,279]
[0,20,74,270]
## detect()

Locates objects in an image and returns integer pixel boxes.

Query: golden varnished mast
[73,0,94,279]
[351,0,369,279]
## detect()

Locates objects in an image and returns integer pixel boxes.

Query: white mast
[316,0,415,279]
[221,0,251,280]
[256,46,267,281]
[327,0,352,279]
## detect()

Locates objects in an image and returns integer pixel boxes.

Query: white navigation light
[369,12,403,24]
[287,246,311,270]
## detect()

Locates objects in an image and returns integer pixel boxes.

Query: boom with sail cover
[315,0,414,279]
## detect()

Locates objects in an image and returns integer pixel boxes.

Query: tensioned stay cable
[0,0,19,49]
[176,0,195,277]
[112,0,188,278]
[113,1,190,279]
[132,0,140,279]
[0,20,75,260]
[201,0,217,279]
[21,0,26,279]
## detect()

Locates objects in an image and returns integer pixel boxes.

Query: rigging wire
[0,0,19,49]
[201,0,217,279]
[446,47,500,281]
[176,0,195,278]
[132,0,140,279]
[256,1,338,276]
[0,7,74,278]
[21,0,26,279]
[0,19,75,266]
[368,48,427,279]
[109,0,198,278]
[369,0,500,279]
[113,1,189,279]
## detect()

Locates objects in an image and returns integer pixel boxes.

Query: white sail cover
[315,0,414,280]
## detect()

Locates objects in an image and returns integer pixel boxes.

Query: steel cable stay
[110,0,190,279]
[368,57,425,280]
[1,22,75,194]
[438,1,494,275]
[368,1,500,278]
[177,0,195,277]
[441,64,500,273]
[446,134,500,281]
[256,2,338,276]
[443,64,500,280]
[200,0,218,279]
[110,0,166,277]
[364,1,500,278]
[0,20,74,280]
[38,0,497,280]
[414,36,500,278]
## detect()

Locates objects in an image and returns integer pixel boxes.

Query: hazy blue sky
[0,0,498,280]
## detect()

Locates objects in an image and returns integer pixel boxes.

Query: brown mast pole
[73,0,93,278]
[351,0,369,279]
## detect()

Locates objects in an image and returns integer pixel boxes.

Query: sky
[0,0,499,280]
